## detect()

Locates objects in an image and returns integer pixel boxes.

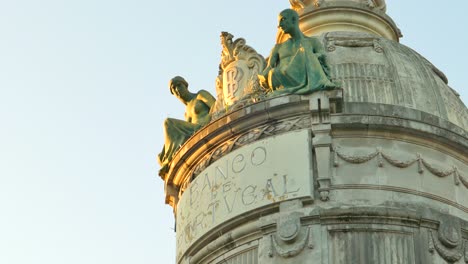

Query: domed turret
[282,0,401,42]
[323,31,468,130]
[159,2,468,264]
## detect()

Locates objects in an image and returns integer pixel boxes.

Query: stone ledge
[181,203,468,264]
[162,94,467,211]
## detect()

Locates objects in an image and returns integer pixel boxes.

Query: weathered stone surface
[160,2,468,263]
[175,130,313,260]
[324,31,468,131]
[167,89,467,263]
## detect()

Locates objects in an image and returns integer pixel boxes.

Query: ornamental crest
[212,32,266,114]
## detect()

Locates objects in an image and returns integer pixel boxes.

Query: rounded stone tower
[160,1,468,263]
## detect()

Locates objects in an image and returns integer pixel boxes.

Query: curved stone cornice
[290,0,387,12]
[185,205,468,264]
[277,5,401,43]
[162,93,468,209]
[162,92,340,207]
[163,96,310,204]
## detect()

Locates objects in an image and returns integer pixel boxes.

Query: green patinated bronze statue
[259,9,337,95]
[158,76,215,175]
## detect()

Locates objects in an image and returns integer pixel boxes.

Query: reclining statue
[158,76,215,175]
[258,9,337,95]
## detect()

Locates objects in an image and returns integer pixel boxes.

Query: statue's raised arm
[259,9,337,95]
[158,76,215,176]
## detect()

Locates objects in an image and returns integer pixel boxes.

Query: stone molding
[163,92,341,203]
[290,0,387,13]
[182,205,468,264]
[330,184,468,214]
[190,115,311,180]
[162,94,468,208]
[332,102,468,151]
[277,4,401,43]
[325,33,384,53]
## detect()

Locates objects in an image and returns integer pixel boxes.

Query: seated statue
[258,9,337,95]
[158,76,215,175]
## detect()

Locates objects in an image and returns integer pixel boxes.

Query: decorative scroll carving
[189,116,312,181]
[333,146,468,189]
[438,217,462,249]
[429,230,463,263]
[317,178,331,201]
[271,225,312,258]
[212,31,266,114]
[289,0,320,11]
[367,0,386,11]
[326,37,383,53]
[289,0,307,10]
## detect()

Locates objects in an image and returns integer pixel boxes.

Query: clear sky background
[0,1,466,263]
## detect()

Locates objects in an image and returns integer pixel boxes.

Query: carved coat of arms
[211,32,266,115]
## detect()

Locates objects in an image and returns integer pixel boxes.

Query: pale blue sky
[0,1,466,263]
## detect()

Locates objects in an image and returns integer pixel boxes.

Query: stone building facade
[159,1,468,263]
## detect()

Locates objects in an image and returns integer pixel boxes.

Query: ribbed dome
[321,31,468,131]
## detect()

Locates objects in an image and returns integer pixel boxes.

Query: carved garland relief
[332,146,468,189]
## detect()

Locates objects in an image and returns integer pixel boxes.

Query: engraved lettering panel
[176,130,313,259]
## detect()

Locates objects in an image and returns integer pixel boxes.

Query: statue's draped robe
[158,118,202,172]
[158,93,213,174]
[268,37,336,94]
